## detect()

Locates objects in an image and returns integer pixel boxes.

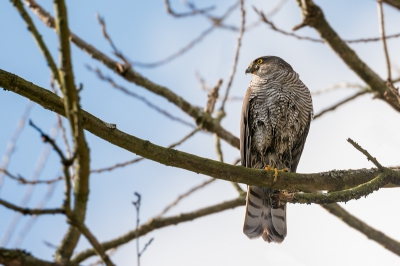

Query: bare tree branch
[68,216,115,266]
[1,125,59,247]
[382,0,400,10]
[256,8,400,44]
[322,203,400,256]
[0,169,62,185]
[0,198,63,215]
[96,13,130,66]
[220,0,245,111]
[2,69,399,193]
[132,1,238,68]
[163,0,214,18]
[312,82,365,96]
[71,196,245,264]
[91,128,200,173]
[52,0,90,262]
[86,65,195,128]
[157,178,216,217]
[0,101,33,191]
[11,0,60,84]
[0,247,73,266]
[24,0,240,148]
[313,90,368,120]
[377,0,392,81]
[13,182,57,247]
[294,0,400,111]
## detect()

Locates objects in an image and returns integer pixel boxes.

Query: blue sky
[1,0,400,265]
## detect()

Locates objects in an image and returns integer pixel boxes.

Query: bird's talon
[273,168,278,183]
[265,165,271,171]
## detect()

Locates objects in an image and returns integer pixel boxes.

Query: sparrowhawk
[240,56,313,243]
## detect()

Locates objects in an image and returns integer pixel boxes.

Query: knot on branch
[293,0,323,31]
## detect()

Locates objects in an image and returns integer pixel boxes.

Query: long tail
[243,186,287,243]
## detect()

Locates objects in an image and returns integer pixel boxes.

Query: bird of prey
[241,56,313,243]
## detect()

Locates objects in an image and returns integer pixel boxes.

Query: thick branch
[0,247,74,266]
[382,0,400,10]
[1,69,396,193]
[24,0,240,149]
[294,0,400,111]
[72,196,245,264]
[322,203,400,256]
[53,0,90,261]
[69,218,115,266]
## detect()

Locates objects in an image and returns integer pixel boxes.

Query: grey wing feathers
[240,87,252,168]
[241,86,287,243]
[289,111,312,172]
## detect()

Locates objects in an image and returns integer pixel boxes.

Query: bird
[240,56,313,243]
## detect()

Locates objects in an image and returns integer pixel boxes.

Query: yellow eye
[257,59,263,64]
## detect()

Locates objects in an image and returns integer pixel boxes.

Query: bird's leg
[264,166,289,183]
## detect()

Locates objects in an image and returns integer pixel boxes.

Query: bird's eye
[257,59,263,64]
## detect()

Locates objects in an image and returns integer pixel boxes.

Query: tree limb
[322,203,400,256]
[0,247,75,266]
[71,196,245,264]
[53,0,91,261]
[24,0,240,149]
[294,0,400,111]
[2,69,399,193]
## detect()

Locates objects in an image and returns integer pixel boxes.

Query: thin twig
[29,120,68,162]
[204,80,222,114]
[11,0,60,84]
[347,139,384,170]
[87,65,195,128]
[157,178,216,217]
[377,0,392,81]
[220,0,245,111]
[132,2,239,68]
[1,125,59,247]
[164,0,214,18]
[23,0,240,148]
[312,82,365,96]
[313,90,368,119]
[0,101,34,191]
[256,8,400,44]
[96,13,131,66]
[0,198,63,215]
[68,217,116,266]
[0,168,62,185]
[91,128,200,173]
[132,192,141,266]
[13,182,58,247]
[71,196,245,264]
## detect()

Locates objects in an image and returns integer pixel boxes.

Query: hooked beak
[245,67,252,74]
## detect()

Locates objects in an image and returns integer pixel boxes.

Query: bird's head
[245,56,293,77]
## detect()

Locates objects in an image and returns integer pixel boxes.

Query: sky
[1,0,400,265]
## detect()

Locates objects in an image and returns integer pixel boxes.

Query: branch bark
[0,247,75,266]
[24,0,240,149]
[294,0,400,111]
[322,203,400,256]
[52,0,91,262]
[1,69,398,193]
[0,198,64,215]
[71,196,245,264]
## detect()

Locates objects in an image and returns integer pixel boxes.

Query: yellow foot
[264,166,289,183]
